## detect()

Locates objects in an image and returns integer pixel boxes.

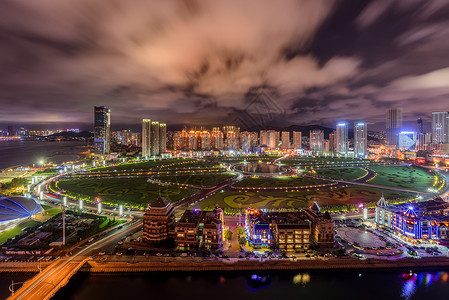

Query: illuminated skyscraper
[201,131,211,150]
[159,123,167,153]
[432,112,449,144]
[94,106,110,155]
[386,108,402,147]
[329,131,336,154]
[354,122,367,157]
[188,130,197,150]
[281,131,290,149]
[151,121,160,156]
[211,128,223,150]
[309,130,324,154]
[417,118,424,134]
[292,131,302,150]
[142,119,151,157]
[336,122,348,155]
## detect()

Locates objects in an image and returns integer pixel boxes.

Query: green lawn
[89,158,196,172]
[310,168,368,181]
[367,166,441,192]
[45,208,62,215]
[211,155,280,164]
[154,173,235,187]
[34,168,59,176]
[0,219,41,245]
[51,178,197,208]
[193,185,413,212]
[280,157,393,168]
[234,176,333,188]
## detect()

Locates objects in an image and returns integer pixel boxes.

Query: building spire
[376,193,388,208]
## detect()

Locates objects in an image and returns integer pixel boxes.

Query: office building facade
[336,122,348,155]
[354,122,367,157]
[386,108,403,147]
[432,112,449,144]
[309,130,324,155]
[94,106,111,155]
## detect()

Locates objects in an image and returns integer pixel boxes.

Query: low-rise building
[303,202,334,248]
[245,209,315,250]
[375,195,449,244]
[175,208,224,250]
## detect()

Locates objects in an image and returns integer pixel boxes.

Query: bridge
[7,220,142,300]
[9,257,90,300]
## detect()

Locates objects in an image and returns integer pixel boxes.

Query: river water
[0,140,87,169]
[30,269,449,300]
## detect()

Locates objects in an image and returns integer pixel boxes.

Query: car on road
[116,252,122,256]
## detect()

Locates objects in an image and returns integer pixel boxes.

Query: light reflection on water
[293,273,311,285]
[401,271,449,300]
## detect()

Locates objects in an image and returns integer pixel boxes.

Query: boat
[401,270,417,281]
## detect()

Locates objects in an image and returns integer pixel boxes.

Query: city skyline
[1,1,449,129]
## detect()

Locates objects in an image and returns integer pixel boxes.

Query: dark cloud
[0,0,448,130]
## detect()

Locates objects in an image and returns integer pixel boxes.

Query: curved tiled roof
[0,196,42,222]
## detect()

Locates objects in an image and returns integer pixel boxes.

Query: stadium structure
[0,196,42,223]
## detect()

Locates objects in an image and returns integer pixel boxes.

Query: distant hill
[47,130,93,138]
[282,125,337,138]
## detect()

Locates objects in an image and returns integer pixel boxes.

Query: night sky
[1,0,449,130]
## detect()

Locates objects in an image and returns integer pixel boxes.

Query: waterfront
[0,141,87,170]
[48,270,449,300]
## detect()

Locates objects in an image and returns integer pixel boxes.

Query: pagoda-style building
[143,196,175,243]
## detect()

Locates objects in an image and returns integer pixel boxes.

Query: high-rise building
[201,131,211,150]
[159,123,167,153]
[416,133,426,151]
[226,130,239,150]
[329,131,336,154]
[173,130,189,150]
[354,122,367,157]
[260,130,268,147]
[292,131,302,150]
[336,122,348,155]
[386,108,402,147]
[7,126,14,137]
[94,106,111,155]
[281,131,290,150]
[151,121,160,156]
[142,119,151,157]
[114,130,140,146]
[309,130,324,154]
[417,118,424,134]
[211,128,223,150]
[188,130,197,150]
[259,130,279,149]
[432,112,449,144]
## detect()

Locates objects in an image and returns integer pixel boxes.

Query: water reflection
[401,271,449,300]
[234,163,287,174]
[293,273,311,285]
[246,274,271,290]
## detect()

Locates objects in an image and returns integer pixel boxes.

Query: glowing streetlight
[98,202,102,214]
[79,200,83,210]
[63,196,67,206]
[119,205,123,215]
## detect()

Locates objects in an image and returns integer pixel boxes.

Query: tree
[238,236,247,246]
[224,229,233,240]
[236,226,245,236]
